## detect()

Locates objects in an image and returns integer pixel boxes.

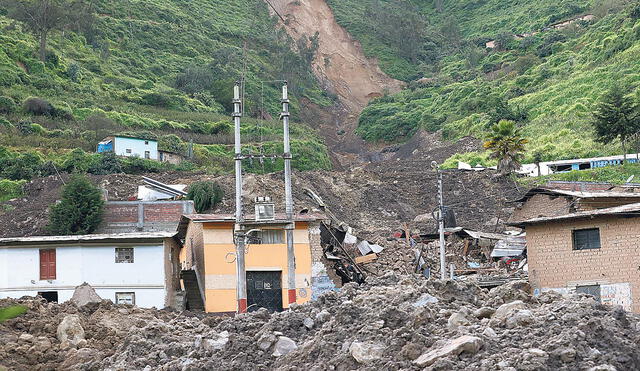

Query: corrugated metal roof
[0,232,177,246]
[511,202,640,226]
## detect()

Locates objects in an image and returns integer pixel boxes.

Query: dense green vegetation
[329,0,640,164]
[0,0,332,186]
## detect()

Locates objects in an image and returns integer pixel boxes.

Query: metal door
[246,271,283,312]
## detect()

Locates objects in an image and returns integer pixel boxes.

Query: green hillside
[328,0,640,164]
[0,0,332,189]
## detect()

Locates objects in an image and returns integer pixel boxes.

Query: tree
[48,174,104,235]
[187,181,224,213]
[484,120,528,175]
[592,86,640,162]
[3,0,66,62]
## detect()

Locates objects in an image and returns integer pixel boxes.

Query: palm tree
[484,120,528,175]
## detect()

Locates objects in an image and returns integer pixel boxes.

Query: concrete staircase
[180,270,204,311]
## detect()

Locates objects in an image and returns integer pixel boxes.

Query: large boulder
[70,283,102,307]
[414,336,483,367]
[349,341,386,364]
[489,300,528,327]
[272,336,297,357]
[57,315,86,348]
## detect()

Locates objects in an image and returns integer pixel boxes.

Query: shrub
[61,148,96,173]
[0,96,17,114]
[0,179,26,202]
[48,175,105,235]
[121,156,163,174]
[159,134,186,154]
[89,152,123,175]
[0,152,43,180]
[187,180,224,213]
[0,118,12,128]
[23,97,54,116]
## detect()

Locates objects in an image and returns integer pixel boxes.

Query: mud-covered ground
[1,275,638,370]
[0,158,523,241]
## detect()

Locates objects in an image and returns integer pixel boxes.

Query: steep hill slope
[328,0,640,165]
[266,0,404,156]
[0,0,333,179]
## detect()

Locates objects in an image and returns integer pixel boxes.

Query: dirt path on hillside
[266,0,404,158]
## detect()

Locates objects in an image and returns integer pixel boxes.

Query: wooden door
[39,249,56,280]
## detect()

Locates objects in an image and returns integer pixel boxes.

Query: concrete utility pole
[431,161,446,280]
[281,82,297,306]
[233,82,247,314]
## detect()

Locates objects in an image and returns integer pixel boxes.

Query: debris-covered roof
[176,213,326,240]
[0,232,177,247]
[512,187,640,203]
[510,202,640,227]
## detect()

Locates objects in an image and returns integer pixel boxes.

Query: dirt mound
[0,163,522,243]
[2,275,638,370]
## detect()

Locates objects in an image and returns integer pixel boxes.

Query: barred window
[257,230,284,244]
[115,248,134,263]
[572,228,601,250]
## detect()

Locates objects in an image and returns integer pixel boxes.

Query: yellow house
[176,214,325,314]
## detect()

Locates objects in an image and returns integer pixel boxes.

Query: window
[115,248,134,263]
[39,249,56,280]
[126,148,132,154]
[572,228,601,250]
[576,285,601,302]
[115,292,135,305]
[144,151,150,159]
[256,229,284,244]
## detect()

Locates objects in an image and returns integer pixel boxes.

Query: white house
[519,153,640,177]
[97,136,159,160]
[0,232,180,308]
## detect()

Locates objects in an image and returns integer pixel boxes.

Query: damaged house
[512,203,640,313]
[176,211,327,314]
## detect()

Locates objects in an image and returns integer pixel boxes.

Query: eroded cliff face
[266,0,404,158]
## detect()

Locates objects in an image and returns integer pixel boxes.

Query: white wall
[0,244,167,308]
[114,137,158,160]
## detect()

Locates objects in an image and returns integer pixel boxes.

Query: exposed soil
[267,0,404,159]
[0,159,523,242]
[2,276,638,370]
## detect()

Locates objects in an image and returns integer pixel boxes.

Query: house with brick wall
[511,203,640,313]
[510,188,640,223]
[175,213,326,314]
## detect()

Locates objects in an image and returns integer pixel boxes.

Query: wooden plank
[355,254,378,264]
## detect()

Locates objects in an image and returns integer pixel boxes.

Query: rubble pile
[2,275,639,370]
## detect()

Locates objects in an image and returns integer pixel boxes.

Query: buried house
[511,203,640,313]
[0,232,181,308]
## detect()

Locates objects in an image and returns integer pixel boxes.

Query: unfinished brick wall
[97,201,194,233]
[578,198,640,211]
[102,204,138,223]
[511,194,573,222]
[526,216,640,312]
